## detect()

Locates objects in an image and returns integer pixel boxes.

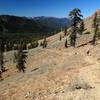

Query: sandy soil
[0,32,100,100]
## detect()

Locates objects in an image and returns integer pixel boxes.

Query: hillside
[84,10,100,33]
[0,15,70,39]
[0,30,100,100]
[0,10,100,100]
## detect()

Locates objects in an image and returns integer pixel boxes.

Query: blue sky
[0,0,99,18]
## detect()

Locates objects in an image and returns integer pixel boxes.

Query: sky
[0,0,99,18]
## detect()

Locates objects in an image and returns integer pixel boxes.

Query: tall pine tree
[43,37,47,48]
[92,12,99,45]
[64,27,68,36]
[0,39,5,72]
[69,8,83,47]
[65,38,68,48]
[14,42,27,72]
[79,20,85,35]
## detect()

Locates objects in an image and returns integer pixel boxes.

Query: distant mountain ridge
[0,15,71,40]
[33,16,70,28]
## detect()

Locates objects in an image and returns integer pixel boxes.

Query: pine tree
[79,20,85,35]
[0,48,4,72]
[0,39,5,72]
[40,41,43,46]
[65,38,68,48]
[22,41,27,50]
[69,8,83,47]
[0,70,2,80]
[14,43,28,72]
[59,34,62,41]
[70,31,77,47]
[28,40,39,49]
[64,27,67,36]
[35,40,39,47]
[43,37,47,48]
[92,12,99,45]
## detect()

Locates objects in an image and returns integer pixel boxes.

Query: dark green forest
[0,15,71,41]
